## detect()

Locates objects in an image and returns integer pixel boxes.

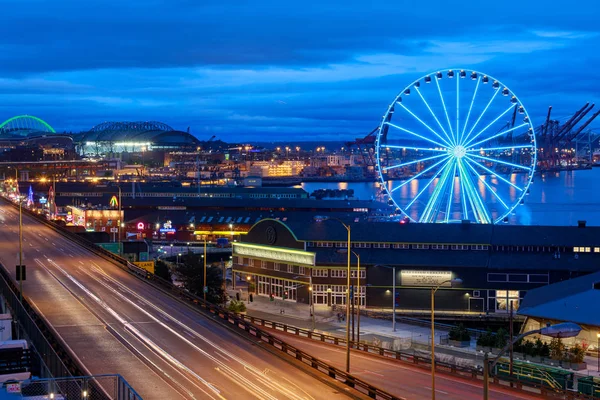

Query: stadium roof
[75,121,200,146]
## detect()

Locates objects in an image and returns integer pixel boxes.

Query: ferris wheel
[375,69,536,224]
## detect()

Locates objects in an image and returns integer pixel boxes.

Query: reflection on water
[300,168,600,226]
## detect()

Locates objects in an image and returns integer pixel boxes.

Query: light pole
[431,277,462,400]
[117,186,122,256]
[483,322,582,399]
[351,250,361,343]
[177,253,181,265]
[597,333,600,374]
[204,239,210,302]
[13,168,24,307]
[315,216,351,373]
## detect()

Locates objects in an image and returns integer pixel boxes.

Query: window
[274,263,280,271]
[373,243,390,249]
[488,273,507,282]
[594,247,600,253]
[431,244,449,250]
[312,269,328,277]
[306,242,315,247]
[574,247,591,253]
[298,266,306,275]
[528,274,549,284]
[317,242,334,248]
[330,270,347,278]
[350,270,366,279]
[508,274,528,283]
[393,244,410,249]
[336,242,348,248]
[471,245,488,251]
[451,244,469,250]
[412,244,429,250]
[352,243,370,248]
[261,260,267,269]
[287,265,294,273]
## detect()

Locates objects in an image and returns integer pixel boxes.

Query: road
[261,326,543,399]
[0,202,366,400]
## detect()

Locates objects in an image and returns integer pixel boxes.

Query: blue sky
[1,0,599,141]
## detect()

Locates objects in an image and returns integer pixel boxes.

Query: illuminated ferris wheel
[375,69,536,224]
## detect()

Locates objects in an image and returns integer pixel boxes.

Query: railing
[8,374,141,400]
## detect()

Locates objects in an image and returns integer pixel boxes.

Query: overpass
[0,199,370,400]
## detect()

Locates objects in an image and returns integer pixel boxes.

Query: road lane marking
[425,387,449,395]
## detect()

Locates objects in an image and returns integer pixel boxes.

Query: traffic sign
[110,228,118,233]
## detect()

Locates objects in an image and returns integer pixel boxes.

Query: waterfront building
[232,219,600,315]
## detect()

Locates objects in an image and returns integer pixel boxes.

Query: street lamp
[315,215,351,373]
[337,248,361,343]
[483,322,582,399]
[597,333,600,374]
[204,239,210,302]
[11,167,24,311]
[431,277,462,400]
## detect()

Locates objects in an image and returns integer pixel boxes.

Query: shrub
[523,340,535,357]
[495,328,508,348]
[477,329,494,347]
[449,324,471,342]
[227,300,247,313]
[550,338,566,361]
[541,342,550,357]
[568,344,585,364]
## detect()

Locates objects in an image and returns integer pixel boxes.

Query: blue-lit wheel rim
[375,69,536,224]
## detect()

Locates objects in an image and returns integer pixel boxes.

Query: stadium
[0,116,202,162]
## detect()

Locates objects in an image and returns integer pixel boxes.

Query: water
[300,168,600,226]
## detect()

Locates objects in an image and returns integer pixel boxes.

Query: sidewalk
[229,286,600,377]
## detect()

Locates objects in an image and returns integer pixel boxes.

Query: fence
[9,374,141,400]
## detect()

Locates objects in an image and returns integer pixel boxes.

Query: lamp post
[315,216,351,373]
[204,239,210,302]
[117,186,122,256]
[597,333,600,376]
[431,277,462,400]
[351,250,361,343]
[12,168,24,309]
[483,322,582,400]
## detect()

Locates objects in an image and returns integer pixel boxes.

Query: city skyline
[2,0,599,140]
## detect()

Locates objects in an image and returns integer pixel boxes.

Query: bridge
[0,199,366,400]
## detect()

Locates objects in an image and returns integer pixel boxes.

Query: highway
[0,201,366,400]
[263,329,543,400]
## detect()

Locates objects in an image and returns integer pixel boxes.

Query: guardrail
[7,198,596,400]
[4,199,402,400]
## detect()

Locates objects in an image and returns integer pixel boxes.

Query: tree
[154,260,172,282]
[173,253,225,305]
[550,338,566,361]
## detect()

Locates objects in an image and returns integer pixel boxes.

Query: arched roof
[0,115,56,138]
[76,121,199,146]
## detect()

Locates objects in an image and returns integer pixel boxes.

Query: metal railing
[6,374,141,400]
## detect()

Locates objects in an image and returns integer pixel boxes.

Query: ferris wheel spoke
[466,153,532,171]
[405,157,452,209]
[434,77,456,145]
[384,153,448,172]
[414,87,455,146]
[397,103,453,148]
[420,159,455,222]
[384,122,448,148]
[466,143,532,153]
[444,162,458,222]
[390,155,451,193]
[457,159,490,223]
[463,155,524,192]
[465,123,530,149]
[456,76,460,140]
[459,77,480,145]
[458,166,469,220]
[462,104,516,148]
[461,88,500,146]
[464,158,509,209]
[386,145,448,152]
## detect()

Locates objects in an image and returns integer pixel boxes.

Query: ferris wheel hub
[451,145,467,159]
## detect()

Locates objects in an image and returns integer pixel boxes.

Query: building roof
[281,220,600,247]
[518,270,600,327]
